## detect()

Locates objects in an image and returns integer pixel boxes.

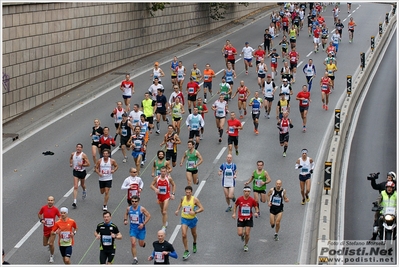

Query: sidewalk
[2,5,276,150]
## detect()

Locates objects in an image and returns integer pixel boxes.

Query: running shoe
[236,150,239,156]
[264,113,268,118]
[103,205,108,211]
[225,206,232,212]
[274,234,279,241]
[182,250,190,260]
[123,157,127,163]
[232,196,236,202]
[200,134,203,140]
[166,118,170,124]
[156,130,161,134]
[161,226,167,232]
[241,234,245,242]
[306,195,310,202]
[301,199,305,205]
[283,152,286,157]
[204,99,207,104]
[82,190,87,200]
[218,138,222,143]
[49,255,54,263]
[303,126,306,132]
[325,105,328,110]
[141,161,144,166]
[267,115,270,119]
[322,104,326,110]
[255,130,259,135]
[193,243,197,253]
[245,71,248,75]
[72,203,77,209]
[244,110,247,116]
[243,244,249,252]
[132,258,138,265]
[239,115,244,119]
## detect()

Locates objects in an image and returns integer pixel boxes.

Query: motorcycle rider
[371,181,397,240]
[369,171,396,193]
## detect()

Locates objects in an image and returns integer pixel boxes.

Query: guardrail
[315,5,397,265]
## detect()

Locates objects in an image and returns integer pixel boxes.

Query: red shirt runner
[186,81,200,96]
[227,118,242,137]
[235,196,258,220]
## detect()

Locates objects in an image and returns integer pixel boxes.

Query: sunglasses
[131,200,138,203]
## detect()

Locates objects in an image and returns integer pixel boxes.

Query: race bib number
[255,179,263,187]
[178,74,183,79]
[45,218,54,227]
[130,214,139,224]
[252,108,259,114]
[386,207,396,214]
[271,196,282,206]
[217,109,224,116]
[183,206,192,214]
[102,235,112,246]
[61,231,71,243]
[204,75,209,80]
[241,206,251,216]
[101,169,110,174]
[158,186,167,194]
[157,102,162,107]
[154,252,164,263]
[92,135,99,142]
[191,123,199,130]
[122,129,127,136]
[187,161,196,169]
[188,88,194,94]
[228,127,235,134]
[302,167,309,173]
[134,140,142,148]
[226,76,233,82]
[302,99,308,105]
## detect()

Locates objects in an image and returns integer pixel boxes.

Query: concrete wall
[2,2,272,122]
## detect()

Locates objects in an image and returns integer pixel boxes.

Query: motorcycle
[372,202,397,244]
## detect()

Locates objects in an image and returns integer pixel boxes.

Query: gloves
[310,169,313,174]
[290,123,294,128]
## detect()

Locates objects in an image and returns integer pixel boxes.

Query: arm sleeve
[169,250,178,259]
[121,179,129,190]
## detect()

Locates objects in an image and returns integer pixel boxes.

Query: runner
[256,58,268,90]
[155,88,170,135]
[185,107,205,149]
[148,78,165,101]
[267,180,289,241]
[331,29,341,55]
[69,143,90,208]
[180,140,203,186]
[225,43,238,70]
[276,92,290,120]
[139,114,150,166]
[241,42,254,75]
[141,92,156,134]
[152,150,172,177]
[128,126,147,174]
[348,17,357,43]
[190,63,202,85]
[95,149,119,211]
[212,93,229,143]
[280,78,293,104]
[174,185,204,260]
[244,160,272,216]
[219,154,238,212]
[249,91,263,135]
[347,2,352,13]
[169,85,185,107]
[277,111,293,157]
[121,168,144,204]
[267,48,280,80]
[170,56,179,87]
[124,196,151,265]
[196,98,208,140]
[335,18,344,39]
[161,125,181,167]
[90,119,104,164]
[51,207,78,265]
[321,23,329,51]
[120,74,135,112]
[175,61,186,91]
[302,59,316,92]
[295,149,315,204]
[221,40,231,68]
[326,59,338,90]
[217,76,232,103]
[254,45,266,71]
[332,4,340,24]
[296,85,311,132]
[320,72,332,110]
[38,196,61,263]
[151,62,165,83]
[111,101,124,146]
[263,74,277,119]
[226,111,243,156]
[232,186,259,252]
[148,230,178,264]
[202,63,216,103]
[288,24,298,49]
[224,62,236,98]
[263,29,273,55]
[129,104,144,127]
[150,166,176,231]
[313,24,321,53]
[287,47,299,83]
[186,76,200,114]
[278,35,290,60]
[232,80,251,119]
[98,127,116,157]
[95,211,122,265]
[118,112,133,163]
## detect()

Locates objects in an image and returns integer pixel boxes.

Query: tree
[148,2,170,17]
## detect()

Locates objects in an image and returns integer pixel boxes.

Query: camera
[367,172,380,180]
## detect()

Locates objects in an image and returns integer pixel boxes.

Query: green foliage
[209,3,250,20]
[148,2,170,17]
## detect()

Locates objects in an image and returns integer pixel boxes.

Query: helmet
[387,171,396,181]
[385,181,395,189]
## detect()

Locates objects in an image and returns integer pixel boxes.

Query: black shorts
[59,246,72,258]
[73,170,87,179]
[279,132,289,144]
[237,217,254,228]
[328,76,335,81]
[203,82,212,90]
[265,96,274,102]
[254,189,266,194]
[321,36,328,40]
[155,109,167,115]
[99,180,112,189]
[146,116,154,124]
[165,150,177,163]
[290,62,297,70]
[224,54,228,58]
[299,173,311,182]
[228,59,235,65]
[173,117,182,122]
[228,135,238,146]
[120,136,130,146]
[92,141,100,147]
[252,113,260,120]
[114,123,119,130]
[348,29,354,33]
[299,105,309,113]
[186,169,198,175]
[270,206,284,215]
[282,47,288,53]
[187,95,197,102]
[171,75,177,79]
[283,26,288,32]
[122,95,131,99]
[290,38,296,43]
[258,73,266,79]
[100,249,115,264]
[189,130,200,139]
[227,81,234,86]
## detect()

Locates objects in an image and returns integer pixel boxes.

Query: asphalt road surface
[2,2,394,265]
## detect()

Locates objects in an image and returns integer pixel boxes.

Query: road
[2,2,394,265]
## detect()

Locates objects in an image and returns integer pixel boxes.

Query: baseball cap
[245,42,249,44]
[283,78,288,82]
[267,74,272,78]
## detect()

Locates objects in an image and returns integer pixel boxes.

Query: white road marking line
[213,147,227,164]
[297,61,303,68]
[169,225,182,244]
[194,180,206,198]
[14,222,41,248]
[306,51,313,57]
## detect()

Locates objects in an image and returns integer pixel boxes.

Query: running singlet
[263,82,275,98]
[280,84,291,101]
[252,169,267,190]
[220,162,236,188]
[129,205,145,227]
[191,69,201,82]
[185,149,198,171]
[225,69,234,83]
[289,52,298,64]
[181,196,196,219]
[171,61,178,76]
[73,152,86,172]
[153,68,161,81]
[99,158,112,181]
[299,156,312,175]
[270,187,285,208]
[279,118,289,134]
[156,177,170,198]
[237,86,248,101]
[176,66,185,81]
[213,100,227,117]
[250,97,262,114]
[172,103,182,119]
[131,135,144,152]
[258,63,267,75]
[114,108,124,124]
[321,77,330,91]
[188,114,201,131]
[154,159,166,176]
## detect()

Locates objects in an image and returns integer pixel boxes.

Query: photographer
[368,171,396,193]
